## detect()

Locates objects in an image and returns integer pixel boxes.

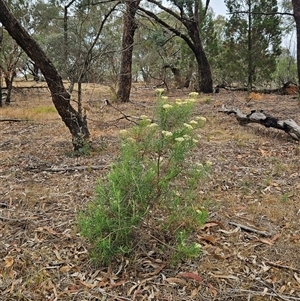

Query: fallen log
[220,105,300,141]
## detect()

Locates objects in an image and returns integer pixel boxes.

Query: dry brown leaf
[60,265,72,273]
[53,250,63,261]
[294,273,300,284]
[208,282,218,299]
[279,285,286,294]
[201,235,217,245]
[79,280,96,289]
[4,256,14,268]
[259,238,274,246]
[211,273,239,280]
[67,285,80,292]
[109,280,125,288]
[127,283,140,296]
[179,272,202,282]
[141,263,166,277]
[166,277,187,286]
[271,233,280,243]
[262,287,268,296]
[199,222,219,230]
[43,226,60,236]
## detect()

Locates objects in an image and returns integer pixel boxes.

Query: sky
[209,0,227,16]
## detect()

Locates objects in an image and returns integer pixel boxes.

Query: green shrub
[78,90,210,264]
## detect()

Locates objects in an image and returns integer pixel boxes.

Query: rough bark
[117,0,140,102]
[292,0,300,87]
[220,105,300,140]
[0,0,90,150]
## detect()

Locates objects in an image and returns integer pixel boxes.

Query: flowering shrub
[78,89,210,264]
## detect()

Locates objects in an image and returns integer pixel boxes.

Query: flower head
[175,137,185,142]
[196,116,207,122]
[183,123,193,130]
[147,123,158,128]
[155,88,164,96]
[196,116,207,126]
[161,130,173,137]
[126,137,136,143]
[162,103,173,110]
[119,129,128,136]
[189,92,199,98]
[206,160,212,167]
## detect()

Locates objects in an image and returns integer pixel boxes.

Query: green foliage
[273,48,297,84]
[172,230,202,264]
[221,0,282,87]
[78,90,210,265]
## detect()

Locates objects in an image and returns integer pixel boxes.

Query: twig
[265,261,300,273]
[226,289,300,300]
[0,215,24,222]
[104,99,139,125]
[228,221,271,237]
[0,118,29,122]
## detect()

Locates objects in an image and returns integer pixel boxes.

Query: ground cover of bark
[1,84,300,300]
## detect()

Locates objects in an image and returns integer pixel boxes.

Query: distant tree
[133,12,195,89]
[0,0,90,150]
[139,0,213,93]
[0,34,22,104]
[275,47,297,84]
[224,0,282,89]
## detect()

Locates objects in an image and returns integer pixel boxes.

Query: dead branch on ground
[228,221,271,237]
[220,105,300,141]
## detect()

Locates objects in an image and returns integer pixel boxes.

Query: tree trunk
[0,0,90,150]
[4,70,16,104]
[292,0,300,87]
[117,0,140,102]
[186,21,213,93]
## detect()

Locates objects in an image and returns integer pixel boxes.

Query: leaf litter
[0,86,300,300]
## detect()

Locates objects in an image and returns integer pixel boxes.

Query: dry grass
[1,84,300,300]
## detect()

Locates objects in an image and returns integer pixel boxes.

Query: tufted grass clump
[78,90,210,265]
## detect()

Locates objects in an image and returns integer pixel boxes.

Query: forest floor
[1,82,300,301]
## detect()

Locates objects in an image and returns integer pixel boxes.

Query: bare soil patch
[1,85,300,300]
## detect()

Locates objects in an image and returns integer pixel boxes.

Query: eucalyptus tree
[0,0,31,104]
[0,30,23,104]
[133,11,196,89]
[0,0,90,150]
[224,0,282,89]
[139,0,213,93]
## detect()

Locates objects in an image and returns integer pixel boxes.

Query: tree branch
[138,6,195,52]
